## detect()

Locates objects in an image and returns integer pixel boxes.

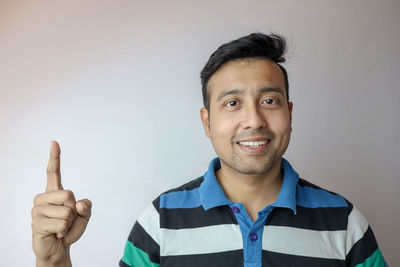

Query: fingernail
[78,201,87,210]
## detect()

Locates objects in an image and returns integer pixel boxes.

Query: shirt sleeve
[345,203,388,267]
[119,199,161,267]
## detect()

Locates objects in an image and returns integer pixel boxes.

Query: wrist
[36,261,71,267]
[36,258,72,267]
[36,248,72,267]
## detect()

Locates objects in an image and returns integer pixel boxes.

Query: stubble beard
[224,146,278,175]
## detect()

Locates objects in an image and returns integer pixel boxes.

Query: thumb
[64,198,92,246]
[76,199,92,218]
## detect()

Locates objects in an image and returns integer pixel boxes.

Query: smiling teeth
[239,140,268,147]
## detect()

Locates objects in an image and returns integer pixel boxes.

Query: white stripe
[137,203,160,245]
[262,226,347,260]
[160,224,243,256]
[346,206,369,254]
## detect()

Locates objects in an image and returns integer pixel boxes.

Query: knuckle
[60,219,68,230]
[64,207,73,218]
[31,217,40,231]
[63,189,74,199]
[31,206,39,217]
[33,193,43,204]
[46,167,60,175]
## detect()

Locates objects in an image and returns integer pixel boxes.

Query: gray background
[0,0,398,266]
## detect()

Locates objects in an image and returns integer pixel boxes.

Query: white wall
[0,0,399,265]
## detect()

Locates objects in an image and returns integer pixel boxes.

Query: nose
[241,103,267,129]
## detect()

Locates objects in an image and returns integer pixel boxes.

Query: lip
[236,137,271,142]
[236,139,271,154]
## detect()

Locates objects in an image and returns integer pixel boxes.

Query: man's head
[200,33,293,175]
[200,33,289,111]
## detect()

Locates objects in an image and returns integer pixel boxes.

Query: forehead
[207,58,286,101]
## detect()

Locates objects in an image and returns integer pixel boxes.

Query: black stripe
[119,259,130,267]
[346,226,379,266]
[160,205,238,229]
[298,178,323,189]
[161,250,243,267]
[262,250,346,267]
[128,221,160,264]
[347,200,354,216]
[153,196,160,213]
[162,176,204,194]
[267,206,349,231]
[298,178,343,197]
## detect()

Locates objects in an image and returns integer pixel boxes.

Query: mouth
[236,139,271,153]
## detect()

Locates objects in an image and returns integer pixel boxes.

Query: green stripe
[355,249,386,267]
[122,240,160,267]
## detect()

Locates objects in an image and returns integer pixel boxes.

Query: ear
[200,107,211,138]
[288,101,293,129]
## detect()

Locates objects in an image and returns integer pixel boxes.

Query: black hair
[200,33,289,110]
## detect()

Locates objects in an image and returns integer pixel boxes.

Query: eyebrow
[260,87,284,96]
[216,87,284,102]
[217,89,242,102]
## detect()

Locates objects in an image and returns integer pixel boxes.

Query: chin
[230,155,278,175]
[236,164,274,175]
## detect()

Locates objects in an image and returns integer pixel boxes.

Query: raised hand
[31,141,92,267]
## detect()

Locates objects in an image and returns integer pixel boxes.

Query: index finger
[46,140,63,192]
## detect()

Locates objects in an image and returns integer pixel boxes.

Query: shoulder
[296,177,352,210]
[151,176,205,211]
[289,178,384,264]
[296,178,370,232]
[133,177,205,237]
[163,176,205,194]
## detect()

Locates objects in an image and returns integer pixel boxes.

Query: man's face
[200,58,293,175]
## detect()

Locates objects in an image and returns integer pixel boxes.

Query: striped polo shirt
[119,157,387,267]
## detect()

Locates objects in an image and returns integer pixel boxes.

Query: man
[31,33,387,266]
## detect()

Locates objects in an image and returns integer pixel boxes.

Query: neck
[215,158,284,220]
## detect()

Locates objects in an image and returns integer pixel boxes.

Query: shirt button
[232,206,240,213]
[249,233,258,241]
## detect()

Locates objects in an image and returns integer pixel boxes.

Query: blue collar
[199,157,299,214]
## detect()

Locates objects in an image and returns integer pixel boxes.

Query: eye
[225,100,239,107]
[262,98,279,105]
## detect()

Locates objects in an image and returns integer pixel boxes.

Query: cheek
[270,114,292,134]
[210,116,236,140]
